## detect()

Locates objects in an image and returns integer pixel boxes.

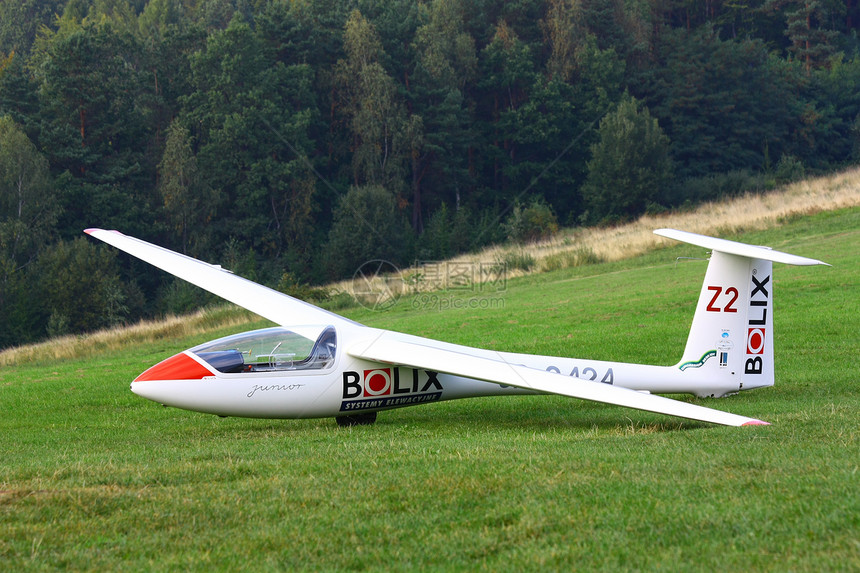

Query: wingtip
[741,419,771,426]
[84,228,123,236]
[798,256,832,267]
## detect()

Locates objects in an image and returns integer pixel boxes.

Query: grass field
[1,208,858,571]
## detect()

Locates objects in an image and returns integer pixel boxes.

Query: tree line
[2,0,860,348]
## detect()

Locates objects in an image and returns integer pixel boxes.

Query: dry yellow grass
[4,166,858,365]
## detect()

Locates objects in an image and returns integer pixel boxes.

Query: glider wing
[85,229,359,329]
[349,331,768,427]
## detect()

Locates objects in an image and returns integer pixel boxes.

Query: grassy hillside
[0,208,857,571]
[329,165,860,293]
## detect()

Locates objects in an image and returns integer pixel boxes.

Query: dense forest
[2,0,860,348]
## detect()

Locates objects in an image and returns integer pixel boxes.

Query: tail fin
[655,229,828,397]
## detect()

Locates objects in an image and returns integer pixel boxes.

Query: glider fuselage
[130,324,746,419]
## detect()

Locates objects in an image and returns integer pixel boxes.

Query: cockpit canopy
[190,326,337,373]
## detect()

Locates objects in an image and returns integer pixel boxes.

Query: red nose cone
[135,352,213,382]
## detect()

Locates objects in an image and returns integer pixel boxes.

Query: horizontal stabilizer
[654,229,829,266]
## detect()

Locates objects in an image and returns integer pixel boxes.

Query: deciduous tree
[334,10,409,192]
[0,116,56,345]
[325,184,411,278]
[582,95,672,221]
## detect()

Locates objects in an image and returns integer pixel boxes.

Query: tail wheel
[335,412,378,427]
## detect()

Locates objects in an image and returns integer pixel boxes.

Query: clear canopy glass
[190,326,336,373]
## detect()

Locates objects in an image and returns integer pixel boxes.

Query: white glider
[85,228,827,427]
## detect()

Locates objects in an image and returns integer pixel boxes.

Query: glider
[85,228,827,427]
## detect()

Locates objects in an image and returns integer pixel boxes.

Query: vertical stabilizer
[678,252,773,396]
[654,229,828,398]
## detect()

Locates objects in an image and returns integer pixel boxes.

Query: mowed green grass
[1,209,857,571]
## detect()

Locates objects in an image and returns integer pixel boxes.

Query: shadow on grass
[184,395,718,439]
